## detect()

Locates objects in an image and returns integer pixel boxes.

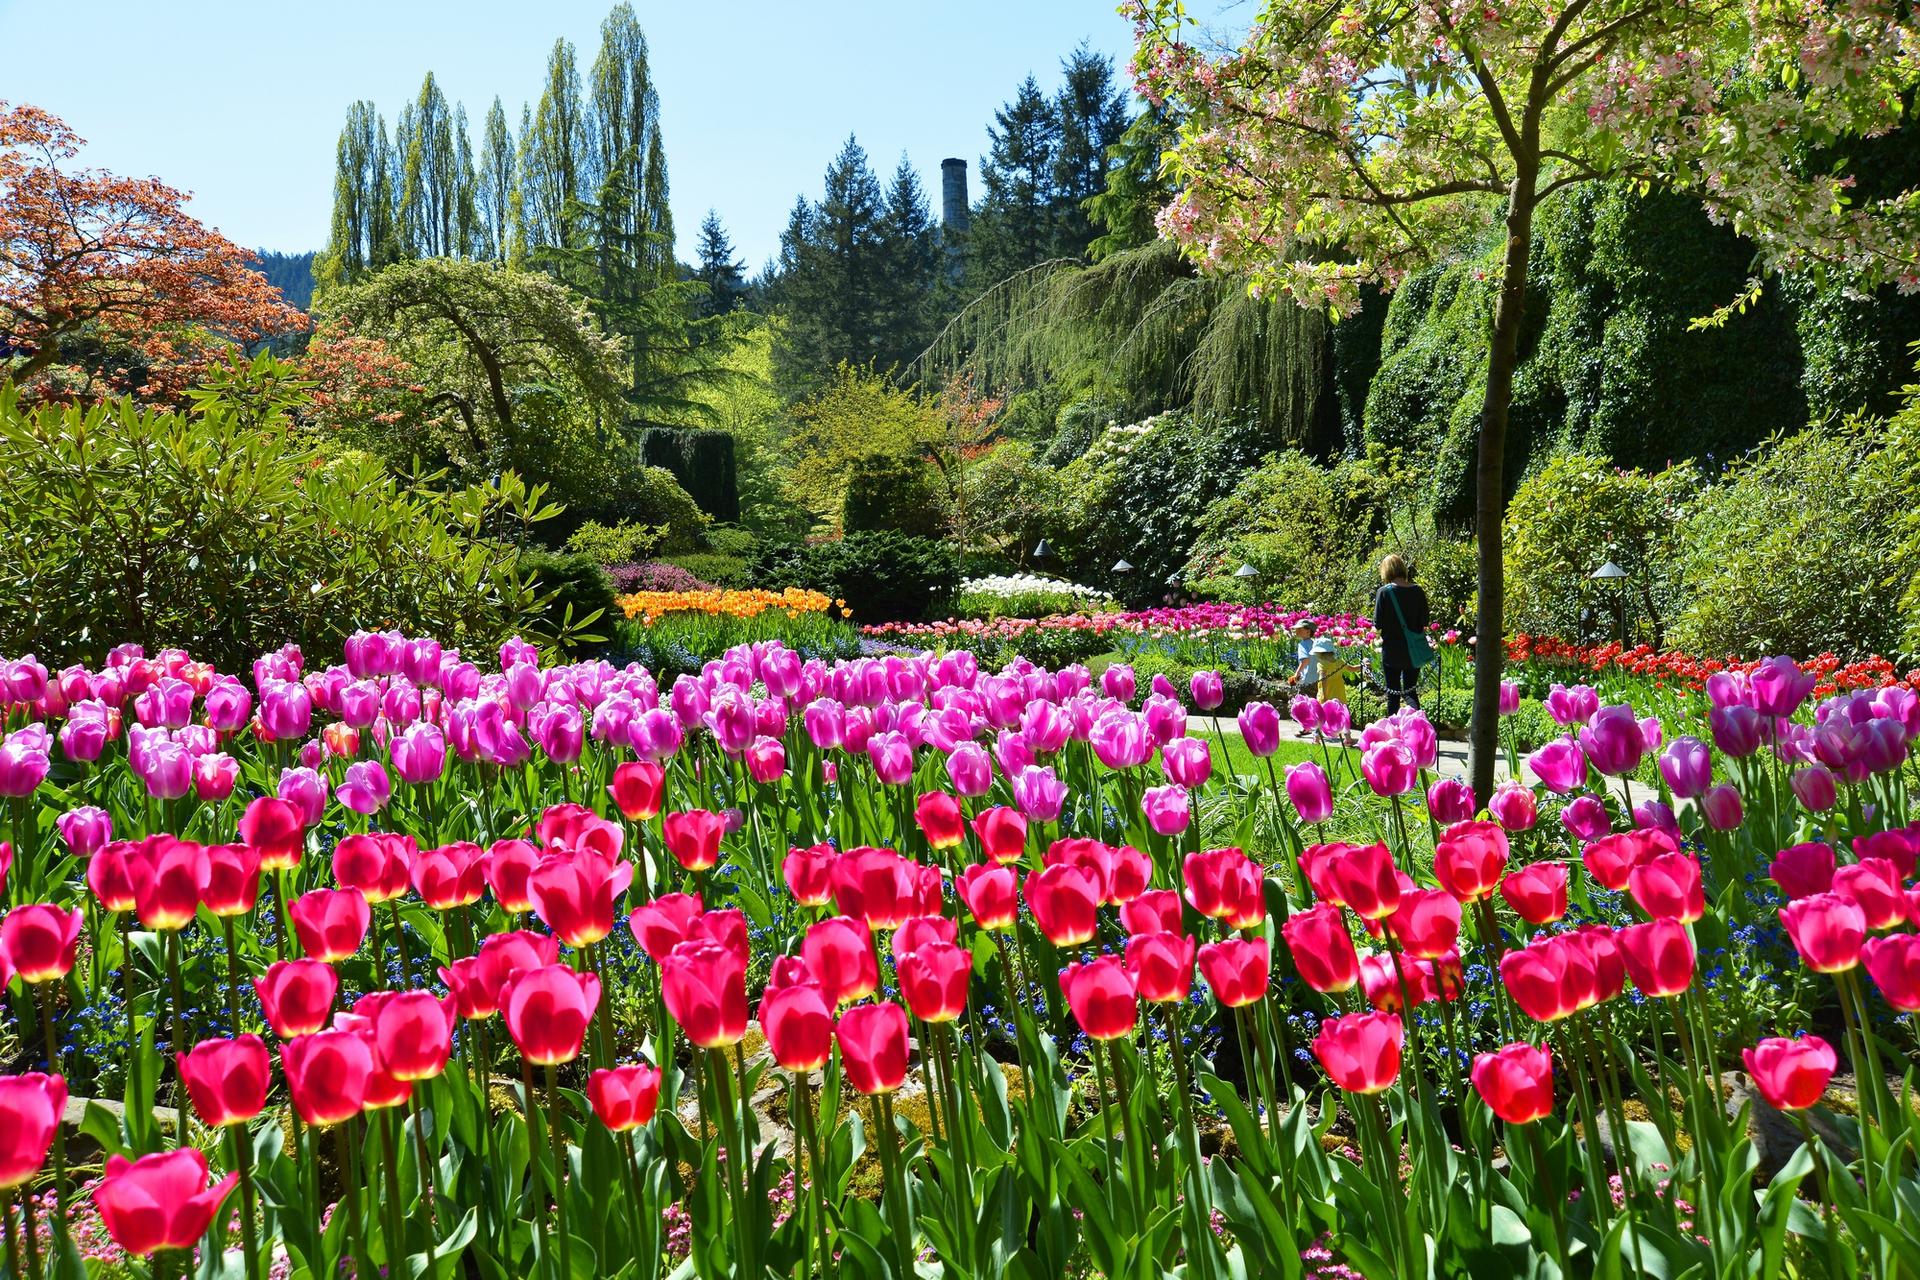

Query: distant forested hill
[254,250,317,312]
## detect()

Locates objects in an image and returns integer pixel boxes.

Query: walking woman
[1373,554,1431,714]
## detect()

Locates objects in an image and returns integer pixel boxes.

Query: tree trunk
[1469,170,1539,804]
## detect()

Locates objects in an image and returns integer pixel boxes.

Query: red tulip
[238,796,306,870]
[1125,931,1196,1003]
[1024,862,1100,946]
[832,846,925,931]
[899,940,971,1022]
[289,887,370,963]
[484,838,540,912]
[1571,925,1626,1004]
[332,832,412,904]
[1312,1011,1403,1094]
[766,954,813,989]
[957,864,1018,930]
[663,809,726,872]
[1298,842,1352,906]
[1183,847,1266,926]
[340,995,415,1111]
[0,1072,66,1190]
[281,1029,374,1126]
[760,982,836,1071]
[201,842,262,917]
[783,844,838,907]
[178,1035,271,1127]
[1387,888,1461,959]
[661,939,747,1048]
[1470,1042,1553,1124]
[1742,1035,1836,1111]
[1833,858,1909,930]
[803,915,880,1007]
[1121,888,1183,937]
[372,990,454,1081]
[1434,820,1509,903]
[136,837,209,931]
[474,929,562,1006]
[1618,918,1696,997]
[1328,842,1400,921]
[410,841,486,910]
[1852,828,1920,879]
[836,1002,911,1094]
[1,903,82,982]
[94,1149,239,1256]
[1501,936,1597,1022]
[695,907,749,965]
[1769,842,1837,901]
[502,964,603,1065]
[587,1064,661,1130]
[1197,937,1270,1008]
[608,761,666,821]
[628,892,706,961]
[1360,952,1436,1012]
[971,806,1027,863]
[1862,934,1920,1011]
[529,852,633,947]
[536,804,624,860]
[1500,863,1569,925]
[1282,903,1361,994]
[1627,852,1705,924]
[254,960,338,1038]
[440,958,496,1020]
[1779,893,1867,973]
[1581,829,1675,892]
[915,791,966,849]
[1062,956,1138,1040]
[88,840,153,914]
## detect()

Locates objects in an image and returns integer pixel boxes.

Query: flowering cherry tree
[1129,0,1920,797]
[0,102,303,400]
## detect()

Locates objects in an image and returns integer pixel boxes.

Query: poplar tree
[396,72,460,258]
[519,39,588,254]
[475,98,514,262]
[317,101,396,288]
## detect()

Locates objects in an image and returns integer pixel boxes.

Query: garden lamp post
[1591,560,1629,647]
[1112,559,1133,575]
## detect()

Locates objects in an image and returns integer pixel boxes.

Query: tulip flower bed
[1,637,1918,1280]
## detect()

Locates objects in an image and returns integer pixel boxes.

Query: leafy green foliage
[517,549,616,647]
[1184,451,1367,608]
[1674,423,1904,661]
[565,519,665,564]
[842,453,948,537]
[1503,450,1695,647]
[0,382,568,669]
[564,462,709,553]
[751,532,958,623]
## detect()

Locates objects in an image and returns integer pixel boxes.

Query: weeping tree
[1134,0,1920,801]
[913,239,1338,452]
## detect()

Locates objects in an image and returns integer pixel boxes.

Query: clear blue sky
[0,1,1227,270]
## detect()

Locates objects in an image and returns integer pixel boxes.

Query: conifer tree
[693,210,745,317]
[968,76,1061,286]
[875,156,937,374]
[1050,46,1129,260]
[771,136,888,398]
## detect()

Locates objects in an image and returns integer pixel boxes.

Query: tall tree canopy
[1133,0,1920,799]
[0,102,302,400]
[693,210,746,317]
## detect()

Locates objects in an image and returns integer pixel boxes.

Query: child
[1290,621,1320,694]
[1311,637,1351,702]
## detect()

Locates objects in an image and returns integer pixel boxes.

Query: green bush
[1503,450,1694,646]
[665,552,753,589]
[0,383,567,669]
[1184,450,1367,607]
[614,611,862,680]
[565,520,665,564]
[842,453,948,537]
[518,550,617,648]
[704,525,759,558]
[1673,423,1904,661]
[751,532,959,624]
[564,461,710,554]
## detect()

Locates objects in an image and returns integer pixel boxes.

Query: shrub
[1184,451,1367,606]
[704,525,759,558]
[566,520,665,565]
[666,552,752,589]
[842,453,949,537]
[751,532,959,623]
[1673,423,1904,661]
[517,551,617,649]
[563,461,710,553]
[0,384,565,668]
[609,561,716,595]
[1503,450,1694,647]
